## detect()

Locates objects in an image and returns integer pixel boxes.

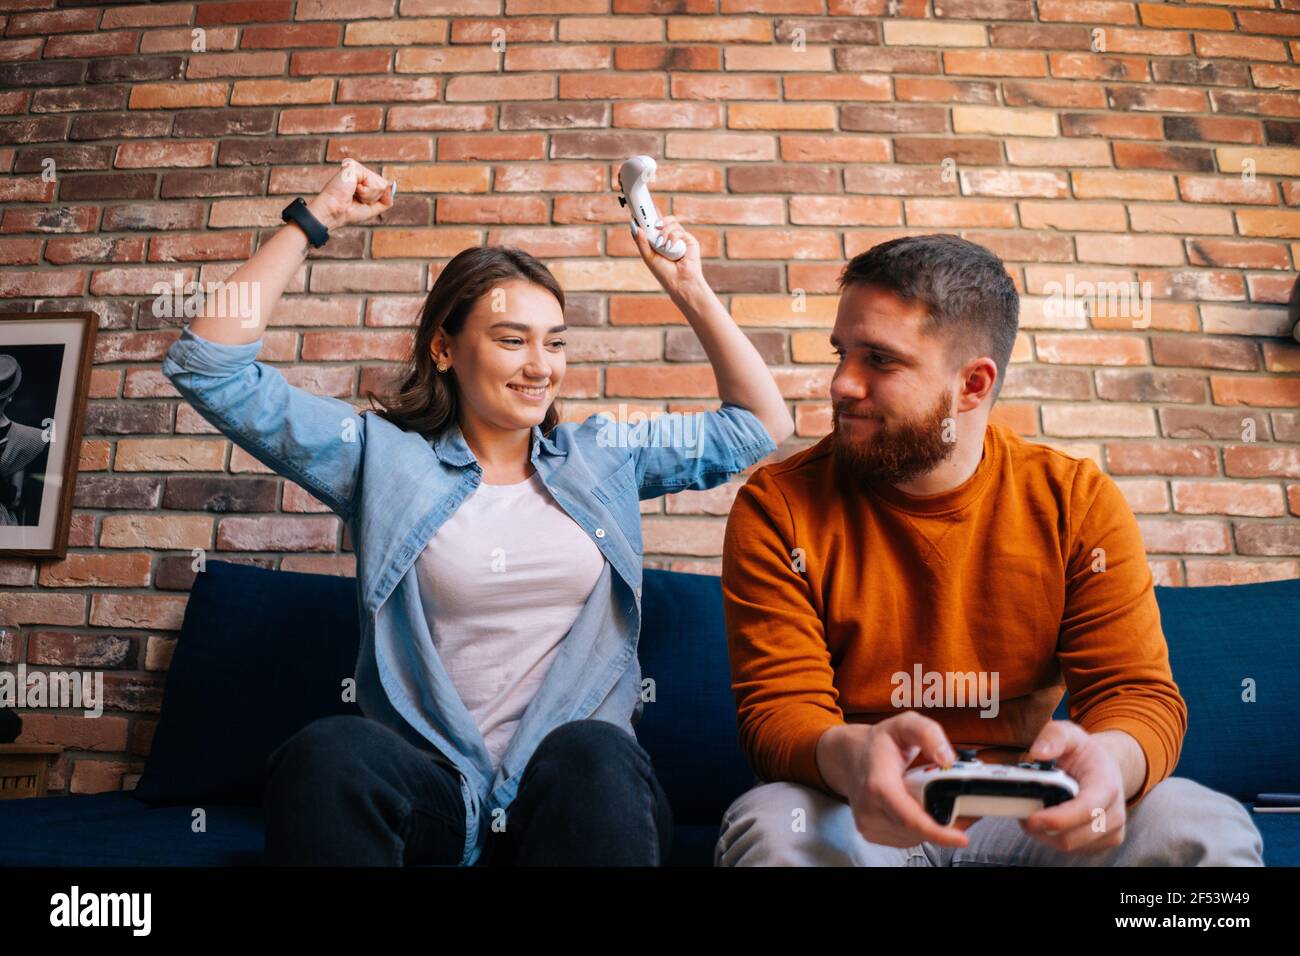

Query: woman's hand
[631,214,705,302]
[306,159,395,231]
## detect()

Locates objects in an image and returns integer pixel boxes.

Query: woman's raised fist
[306,159,396,231]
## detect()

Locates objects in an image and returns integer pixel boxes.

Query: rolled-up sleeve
[599,402,778,499]
[162,325,366,521]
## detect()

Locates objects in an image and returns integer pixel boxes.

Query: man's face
[828,284,959,487]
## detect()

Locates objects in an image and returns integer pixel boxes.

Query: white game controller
[617,155,686,261]
[904,749,1079,826]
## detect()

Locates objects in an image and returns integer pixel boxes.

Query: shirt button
[595,528,606,538]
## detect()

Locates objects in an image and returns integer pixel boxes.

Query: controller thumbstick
[956,748,978,762]
[1035,759,1056,771]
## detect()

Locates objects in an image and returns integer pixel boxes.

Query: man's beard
[830,388,956,488]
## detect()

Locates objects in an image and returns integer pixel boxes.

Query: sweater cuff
[1082,715,1172,806]
[783,715,844,796]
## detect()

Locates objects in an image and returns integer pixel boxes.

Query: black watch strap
[281,197,329,247]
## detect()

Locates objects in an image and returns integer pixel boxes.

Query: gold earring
[436,361,448,372]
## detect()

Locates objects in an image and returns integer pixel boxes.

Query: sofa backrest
[135,561,1298,818]
[134,560,363,807]
[1053,577,1300,802]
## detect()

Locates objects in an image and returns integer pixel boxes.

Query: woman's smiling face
[433,278,568,434]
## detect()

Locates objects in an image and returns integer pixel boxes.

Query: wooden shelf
[0,744,64,800]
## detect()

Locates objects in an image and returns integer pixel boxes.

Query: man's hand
[817,713,975,850]
[1019,720,1129,854]
[630,214,705,302]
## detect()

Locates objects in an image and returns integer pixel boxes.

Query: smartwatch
[281,197,329,248]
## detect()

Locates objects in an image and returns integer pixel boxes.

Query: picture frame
[0,310,97,559]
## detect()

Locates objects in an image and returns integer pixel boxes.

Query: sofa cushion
[634,569,756,826]
[0,792,264,866]
[1052,578,1300,802]
[132,561,364,807]
[133,562,757,829]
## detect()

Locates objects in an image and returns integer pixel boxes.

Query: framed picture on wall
[0,311,97,559]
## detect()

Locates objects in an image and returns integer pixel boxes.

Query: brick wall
[0,0,1298,794]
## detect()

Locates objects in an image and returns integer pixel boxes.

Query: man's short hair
[837,234,1020,399]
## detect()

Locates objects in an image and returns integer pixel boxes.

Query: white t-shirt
[413,470,607,769]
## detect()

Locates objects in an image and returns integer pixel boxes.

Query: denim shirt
[161,324,778,865]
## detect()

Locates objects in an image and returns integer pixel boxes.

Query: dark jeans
[262,714,673,866]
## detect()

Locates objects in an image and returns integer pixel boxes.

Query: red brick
[1042,404,1156,437]
[1095,369,1206,404]
[1109,86,1207,114]
[1103,28,1192,57]
[292,48,392,74]
[1210,376,1300,408]
[1185,176,1284,206]
[1211,91,1300,120]
[240,23,342,48]
[215,516,339,552]
[790,196,902,226]
[780,135,891,163]
[1225,445,1300,479]
[1076,234,1184,266]
[1107,443,1218,476]
[1113,142,1215,172]
[1258,339,1300,373]
[88,594,187,631]
[186,51,288,79]
[1049,53,1148,81]
[893,138,1003,165]
[1036,334,1148,366]
[5,8,98,36]
[196,1,292,26]
[1236,11,1300,35]
[1116,479,1170,514]
[1160,408,1269,441]
[1065,112,1168,140]
[1201,305,1293,338]
[1235,523,1300,557]
[1139,4,1233,30]
[1039,1,1137,25]
[944,50,1047,77]
[1195,33,1290,63]
[1129,204,1234,236]
[1151,336,1259,371]
[904,199,1016,228]
[606,365,718,398]
[1137,518,1231,555]
[1237,210,1300,239]
[895,78,998,104]
[1249,275,1299,306]
[1185,559,1300,586]
[1172,481,1286,517]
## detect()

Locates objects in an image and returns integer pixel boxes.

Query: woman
[161,159,793,866]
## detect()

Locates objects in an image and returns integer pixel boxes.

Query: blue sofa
[0,561,1295,866]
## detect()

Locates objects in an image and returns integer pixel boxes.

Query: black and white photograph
[0,312,94,557]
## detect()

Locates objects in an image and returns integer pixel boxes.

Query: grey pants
[714,776,1264,866]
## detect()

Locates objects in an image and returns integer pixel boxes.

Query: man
[715,234,1264,866]
[0,355,48,526]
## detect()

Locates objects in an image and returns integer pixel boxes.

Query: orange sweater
[721,423,1187,806]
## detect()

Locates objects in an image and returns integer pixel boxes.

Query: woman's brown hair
[364,245,565,439]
